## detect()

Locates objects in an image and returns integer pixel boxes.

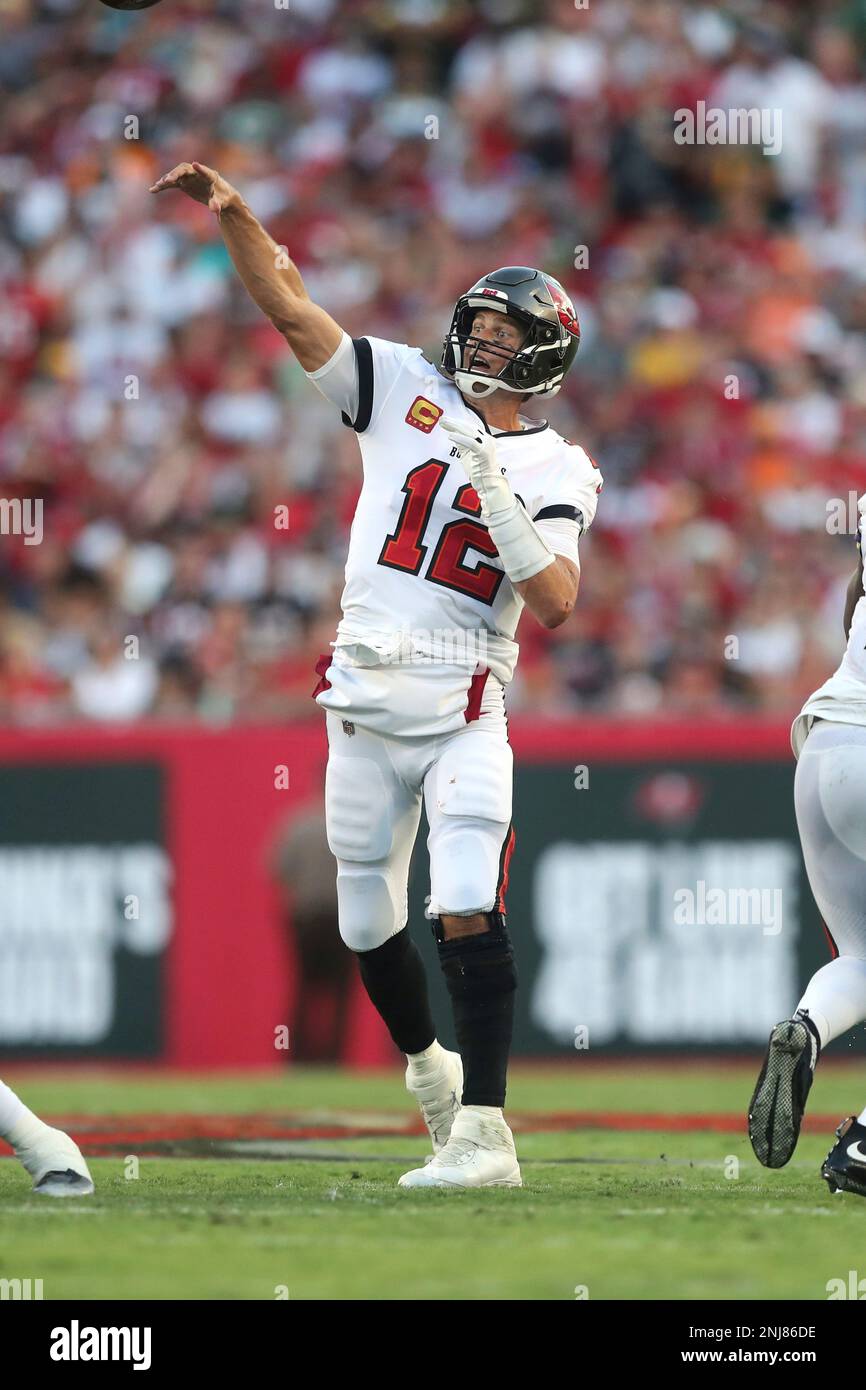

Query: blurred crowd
[3,0,866,724]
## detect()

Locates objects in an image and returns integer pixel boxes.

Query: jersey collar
[462,398,550,438]
[432,359,550,436]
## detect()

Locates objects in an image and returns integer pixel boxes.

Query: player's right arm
[149,162,343,372]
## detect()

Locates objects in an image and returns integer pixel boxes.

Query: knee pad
[336,863,403,953]
[430,735,512,824]
[327,755,401,951]
[428,816,511,918]
[325,755,393,862]
[427,733,512,918]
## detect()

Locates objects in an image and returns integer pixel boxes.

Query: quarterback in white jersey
[152,161,601,1190]
[306,331,601,737]
[749,496,866,1198]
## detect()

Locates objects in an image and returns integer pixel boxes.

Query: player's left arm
[513,555,579,629]
[440,418,598,630]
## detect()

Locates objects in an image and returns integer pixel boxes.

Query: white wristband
[486,499,556,584]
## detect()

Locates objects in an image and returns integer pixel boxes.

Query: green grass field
[2,1060,865,1301]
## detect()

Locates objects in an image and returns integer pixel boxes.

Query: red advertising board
[0,719,794,1068]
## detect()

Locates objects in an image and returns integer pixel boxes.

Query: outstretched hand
[149,161,238,217]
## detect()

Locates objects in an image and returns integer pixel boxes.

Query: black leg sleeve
[356,928,436,1056]
[435,912,517,1108]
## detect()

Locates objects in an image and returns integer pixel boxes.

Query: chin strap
[454,370,515,399]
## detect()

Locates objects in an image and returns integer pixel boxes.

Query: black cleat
[822,1116,866,1197]
[748,1013,820,1168]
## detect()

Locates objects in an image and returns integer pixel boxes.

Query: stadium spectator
[1,0,864,725]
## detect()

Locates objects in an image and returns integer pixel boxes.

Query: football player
[749,495,866,1197]
[0,1079,93,1196]
[151,162,602,1189]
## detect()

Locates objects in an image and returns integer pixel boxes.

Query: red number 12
[378,459,504,605]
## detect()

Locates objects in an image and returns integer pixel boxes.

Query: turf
[1,1062,865,1300]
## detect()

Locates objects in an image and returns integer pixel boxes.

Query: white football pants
[794,718,866,1047]
[323,698,514,952]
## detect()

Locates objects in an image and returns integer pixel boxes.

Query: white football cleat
[405,1047,463,1154]
[398,1106,522,1189]
[13,1123,94,1197]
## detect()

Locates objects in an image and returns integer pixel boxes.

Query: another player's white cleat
[405,1046,463,1154]
[398,1106,522,1189]
[12,1121,94,1197]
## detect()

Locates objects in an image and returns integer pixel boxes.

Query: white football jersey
[792,493,866,756]
[307,333,603,735]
